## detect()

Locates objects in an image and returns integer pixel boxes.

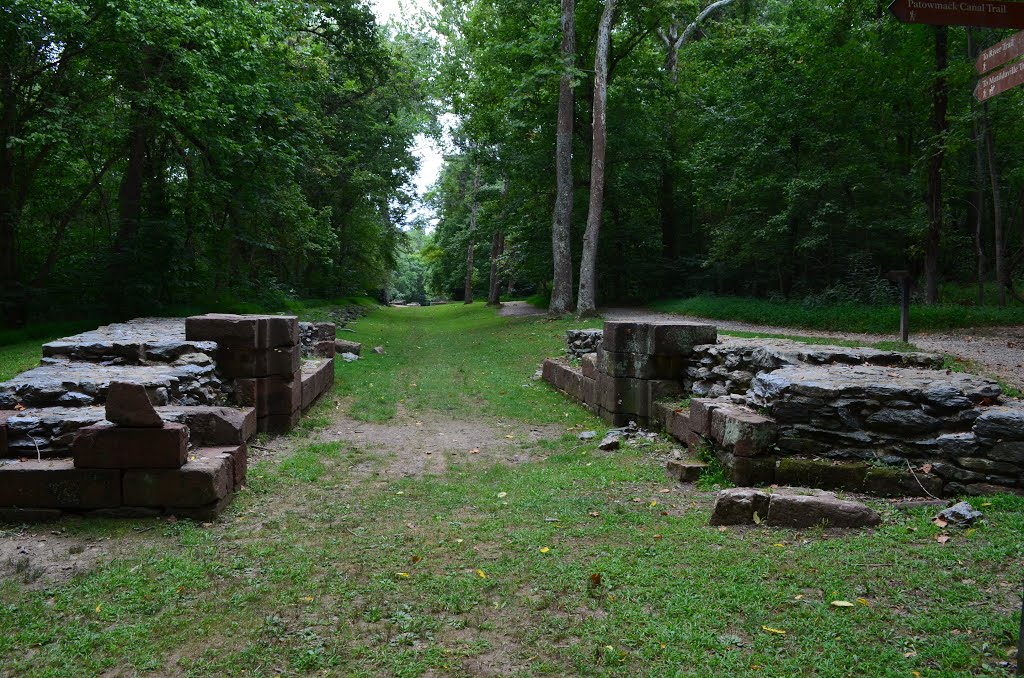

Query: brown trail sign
[976,30,1024,73]
[889,0,1024,29]
[975,58,1024,99]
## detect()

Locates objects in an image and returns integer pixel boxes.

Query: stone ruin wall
[0,314,340,521]
[544,321,1024,498]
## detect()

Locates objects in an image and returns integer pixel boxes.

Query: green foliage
[426,0,1024,314]
[652,294,1024,333]
[2,0,432,325]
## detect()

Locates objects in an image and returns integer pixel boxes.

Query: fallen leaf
[773,543,785,548]
[981,502,992,507]
[761,625,786,635]
[904,651,917,658]
[396,572,410,578]
[830,600,855,607]
[649,500,657,507]
[718,526,728,532]
[476,569,487,579]
[539,547,550,553]
[589,573,602,588]
[752,511,762,525]
[497,492,507,499]
[588,511,600,517]
[794,594,804,600]
[455,538,464,544]
[95,604,102,613]
[920,463,933,474]
[303,595,314,602]
[932,517,948,528]
[856,597,870,606]
[469,448,480,454]
[936,534,950,544]
[659,488,671,494]
[654,534,663,540]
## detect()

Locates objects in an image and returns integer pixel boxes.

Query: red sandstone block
[123,454,232,508]
[667,408,692,442]
[313,340,336,358]
[197,445,247,490]
[581,375,597,407]
[687,398,719,436]
[0,460,121,508]
[186,314,262,348]
[72,422,187,469]
[216,346,300,378]
[710,405,777,457]
[311,322,336,340]
[234,378,257,407]
[262,316,299,348]
[185,406,255,446]
[542,359,558,386]
[581,353,599,380]
[601,321,646,353]
[257,410,301,434]
[256,377,301,417]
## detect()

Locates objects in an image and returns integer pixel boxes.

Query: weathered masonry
[0,314,338,521]
[543,321,1024,498]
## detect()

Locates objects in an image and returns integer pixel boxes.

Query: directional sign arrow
[889,0,1024,29]
[976,30,1024,73]
[975,58,1024,100]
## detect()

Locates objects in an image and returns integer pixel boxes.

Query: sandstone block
[258,410,301,434]
[666,459,707,482]
[646,322,717,356]
[157,406,255,446]
[216,346,300,378]
[709,488,771,526]
[729,455,777,486]
[335,339,362,356]
[256,377,301,417]
[596,373,649,415]
[313,340,335,358]
[774,458,866,491]
[0,460,121,508]
[687,398,720,437]
[72,422,188,469]
[197,445,247,490]
[105,381,163,428]
[667,408,692,442]
[262,316,300,348]
[581,353,598,380]
[123,454,232,508]
[964,482,1024,496]
[765,492,881,528]
[864,467,944,498]
[186,314,262,348]
[601,321,647,354]
[234,378,257,407]
[581,376,597,407]
[597,349,687,380]
[710,404,777,457]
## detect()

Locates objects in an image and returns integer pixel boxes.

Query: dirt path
[604,307,1024,390]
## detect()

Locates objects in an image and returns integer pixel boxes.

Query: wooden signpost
[889,0,1024,29]
[889,1,1024,100]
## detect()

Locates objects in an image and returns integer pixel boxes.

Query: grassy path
[0,303,1022,676]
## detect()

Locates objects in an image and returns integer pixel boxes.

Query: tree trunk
[549,0,576,316]
[985,115,1006,307]
[968,30,987,306]
[576,0,616,318]
[464,162,480,305]
[487,230,505,306]
[923,25,948,305]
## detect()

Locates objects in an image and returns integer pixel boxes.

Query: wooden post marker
[886,271,915,343]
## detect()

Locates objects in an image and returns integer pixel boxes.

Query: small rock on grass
[340,352,359,362]
[935,501,984,527]
[373,346,385,355]
[599,434,620,451]
[578,431,598,441]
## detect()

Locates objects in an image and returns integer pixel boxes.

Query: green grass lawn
[0,303,1021,676]
[650,295,1024,334]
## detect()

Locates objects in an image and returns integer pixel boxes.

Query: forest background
[4,0,1024,330]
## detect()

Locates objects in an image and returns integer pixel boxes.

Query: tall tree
[923,25,948,304]
[549,0,576,316]
[576,0,616,317]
